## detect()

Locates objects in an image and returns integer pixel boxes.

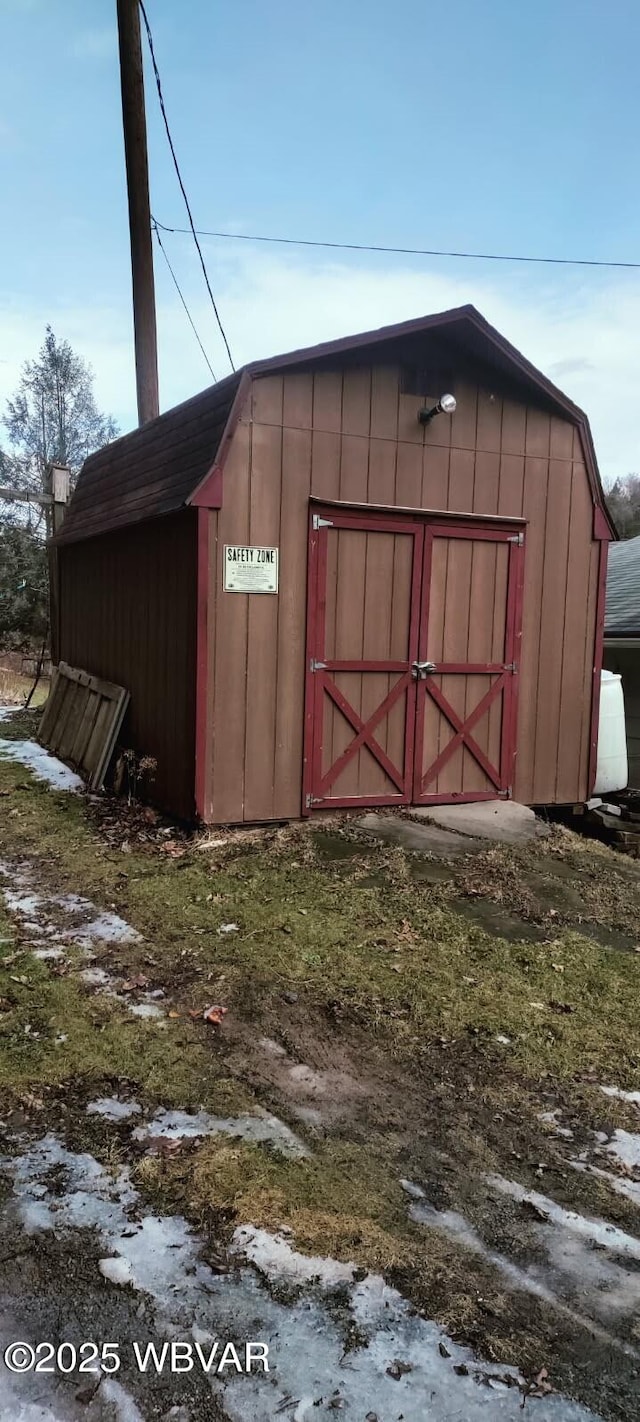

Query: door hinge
[498,787,512,798]
[508,532,524,545]
[503,661,518,672]
[309,658,327,672]
[305,792,321,808]
[312,514,333,530]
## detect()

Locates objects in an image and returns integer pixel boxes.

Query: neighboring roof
[605,535,640,636]
[55,304,615,545]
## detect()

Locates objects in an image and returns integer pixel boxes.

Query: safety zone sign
[223,545,279,594]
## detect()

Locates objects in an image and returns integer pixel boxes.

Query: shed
[603,534,640,785]
[52,304,614,822]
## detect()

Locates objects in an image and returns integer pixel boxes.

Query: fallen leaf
[203,1004,228,1026]
[121,973,149,991]
[218,923,239,935]
[168,1010,181,1019]
[188,1008,202,1019]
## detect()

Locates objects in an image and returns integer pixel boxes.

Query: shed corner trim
[188,370,252,511]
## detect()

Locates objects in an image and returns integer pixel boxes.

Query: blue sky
[1,0,639,480]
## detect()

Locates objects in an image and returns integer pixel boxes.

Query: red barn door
[304,509,523,811]
[413,525,523,804]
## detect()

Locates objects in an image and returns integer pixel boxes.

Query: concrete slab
[356,813,483,857]
[411,799,548,845]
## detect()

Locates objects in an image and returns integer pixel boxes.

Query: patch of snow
[99,1255,135,1286]
[0,738,83,790]
[601,1085,640,1105]
[31,946,64,961]
[80,966,113,988]
[127,1002,164,1020]
[400,1178,426,1200]
[606,1129,640,1172]
[410,1191,640,1354]
[131,1107,309,1158]
[64,913,140,946]
[87,1098,142,1122]
[571,1158,640,1208]
[3,891,42,916]
[1,1136,604,1422]
[539,1110,574,1139]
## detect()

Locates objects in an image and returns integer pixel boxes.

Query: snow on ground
[0,736,83,791]
[131,1106,309,1158]
[86,1098,142,1122]
[407,1167,640,1359]
[1,1136,601,1422]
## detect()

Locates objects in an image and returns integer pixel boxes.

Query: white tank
[594,670,628,795]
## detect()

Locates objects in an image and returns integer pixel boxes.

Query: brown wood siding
[57,512,197,819]
[207,365,600,822]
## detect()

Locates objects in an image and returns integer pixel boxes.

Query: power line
[152,220,217,382]
[138,1,235,372]
[153,218,640,272]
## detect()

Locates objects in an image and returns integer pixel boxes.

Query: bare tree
[2,326,118,506]
[606,474,640,540]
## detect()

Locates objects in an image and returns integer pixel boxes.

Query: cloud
[71,27,116,61]
[2,248,639,484]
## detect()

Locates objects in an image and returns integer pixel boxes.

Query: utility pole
[116,0,159,425]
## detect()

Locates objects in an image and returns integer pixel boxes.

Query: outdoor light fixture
[418,393,457,425]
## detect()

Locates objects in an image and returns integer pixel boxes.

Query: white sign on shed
[224,545,279,594]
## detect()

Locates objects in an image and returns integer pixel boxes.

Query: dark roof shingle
[605,535,640,637]
[55,371,241,545]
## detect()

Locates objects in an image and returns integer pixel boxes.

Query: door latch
[412,660,437,680]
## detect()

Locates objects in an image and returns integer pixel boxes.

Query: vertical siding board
[341,368,372,437]
[578,543,601,796]
[550,417,574,460]
[57,512,197,818]
[251,375,284,426]
[448,448,475,512]
[476,391,503,453]
[422,445,450,510]
[312,371,343,433]
[525,408,551,458]
[243,423,283,820]
[368,440,397,506]
[515,456,550,802]
[395,442,423,508]
[282,373,314,430]
[273,426,313,815]
[449,380,478,450]
[211,420,252,821]
[555,466,594,802]
[532,459,573,800]
[204,509,218,821]
[370,366,399,440]
[473,451,500,515]
[498,454,525,517]
[339,435,369,503]
[501,400,527,455]
[311,428,341,501]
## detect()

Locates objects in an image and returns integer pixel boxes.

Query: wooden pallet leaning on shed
[39,661,129,790]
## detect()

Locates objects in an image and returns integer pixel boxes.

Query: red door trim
[303,506,525,813]
[413,521,524,804]
[303,507,423,810]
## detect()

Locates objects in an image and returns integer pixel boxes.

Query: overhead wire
[138,0,235,372]
[152,218,640,272]
[152,219,217,382]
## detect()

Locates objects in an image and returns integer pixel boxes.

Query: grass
[2,703,640,1406]
[0,665,49,709]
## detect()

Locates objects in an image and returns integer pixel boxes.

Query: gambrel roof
[55,305,614,544]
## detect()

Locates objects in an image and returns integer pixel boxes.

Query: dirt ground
[2,706,640,1420]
